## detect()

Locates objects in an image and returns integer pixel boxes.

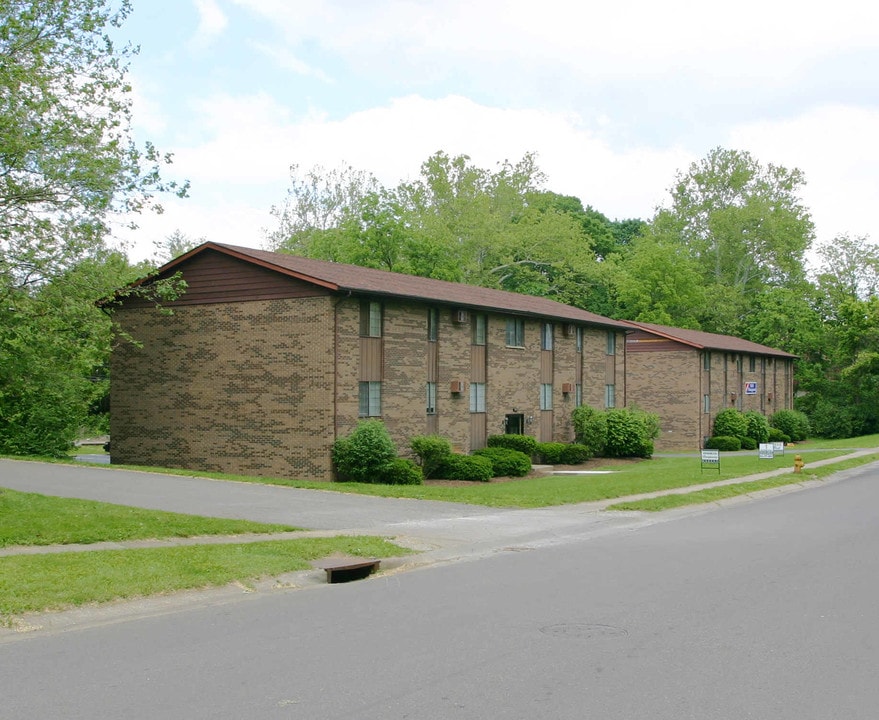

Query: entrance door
[504,413,525,435]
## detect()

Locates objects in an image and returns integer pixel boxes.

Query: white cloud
[729,104,879,245]
[190,0,228,49]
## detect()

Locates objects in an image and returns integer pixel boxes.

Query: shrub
[380,458,424,485]
[436,454,493,482]
[604,407,660,458]
[332,420,397,483]
[705,435,742,451]
[486,434,538,456]
[713,408,747,439]
[805,398,855,439]
[536,442,566,464]
[571,405,607,457]
[771,409,811,441]
[560,443,592,464]
[472,447,531,477]
[743,411,770,443]
[767,427,789,444]
[410,435,453,479]
[739,436,758,450]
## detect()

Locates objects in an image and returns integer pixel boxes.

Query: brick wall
[111,297,336,480]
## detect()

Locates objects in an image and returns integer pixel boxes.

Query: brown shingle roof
[622,320,797,358]
[165,242,631,329]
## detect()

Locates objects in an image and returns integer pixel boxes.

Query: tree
[651,147,814,335]
[0,0,185,288]
[153,230,204,263]
[0,0,184,455]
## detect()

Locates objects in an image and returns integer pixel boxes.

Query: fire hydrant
[794,454,804,473]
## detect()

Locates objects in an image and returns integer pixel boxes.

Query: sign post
[701,449,721,473]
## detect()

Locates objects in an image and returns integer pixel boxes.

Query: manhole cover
[539,623,628,639]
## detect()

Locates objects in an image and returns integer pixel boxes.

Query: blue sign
[745,382,758,395]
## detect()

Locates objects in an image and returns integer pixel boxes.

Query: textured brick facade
[626,341,795,451]
[111,293,624,481]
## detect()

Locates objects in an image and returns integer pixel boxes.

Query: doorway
[504,413,525,435]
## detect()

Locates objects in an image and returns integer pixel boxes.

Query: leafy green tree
[650,147,814,335]
[0,0,185,289]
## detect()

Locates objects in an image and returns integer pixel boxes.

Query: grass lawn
[0,487,300,547]
[0,536,410,617]
[607,452,879,512]
[5,436,879,512]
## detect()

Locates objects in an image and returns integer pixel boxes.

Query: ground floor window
[539,383,553,410]
[470,382,486,413]
[358,381,381,417]
[575,383,583,407]
[605,384,615,408]
[426,382,437,414]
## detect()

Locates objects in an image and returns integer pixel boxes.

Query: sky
[115,0,879,265]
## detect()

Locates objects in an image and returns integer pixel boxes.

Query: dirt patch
[424,457,645,486]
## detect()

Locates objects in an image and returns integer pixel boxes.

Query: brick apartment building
[109,243,630,480]
[623,321,796,450]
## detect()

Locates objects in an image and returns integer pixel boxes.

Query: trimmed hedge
[571,405,607,457]
[770,409,811,442]
[410,435,453,479]
[472,447,531,477]
[487,434,538,456]
[536,442,566,464]
[713,408,747,439]
[380,458,424,485]
[705,435,742,451]
[332,420,397,483]
[743,411,770,443]
[768,427,790,444]
[739,436,758,450]
[604,407,660,458]
[437,454,493,482]
[560,443,592,464]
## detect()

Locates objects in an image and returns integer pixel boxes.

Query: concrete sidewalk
[2,450,876,563]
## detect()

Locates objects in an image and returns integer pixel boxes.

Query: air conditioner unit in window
[452,309,468,324]
[562,383,574,394]
[449,380,464,394]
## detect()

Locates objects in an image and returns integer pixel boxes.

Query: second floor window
[360,301,382,337]
[427,308,438,341]
[606,331,616,355]
[541,323,553,351]
[472,314,487,346]
[505,318,525,347]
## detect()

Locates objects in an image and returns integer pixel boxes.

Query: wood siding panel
[471,345,486,383]
[605,355,616,383]
[626,331,690,354]
[470,414,487,450]
[359,337,383,381]
[540,350,553,383]
[540,411,553,442]
[122,250,332,307]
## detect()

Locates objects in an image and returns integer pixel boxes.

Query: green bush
[332,420,397,483]
[771,409,811,441]
[739,436,758,450]
[767,427,789,444]
[436,454,493,482]
[743,411,770,443]
[380,458,424,485]
[705,435,742,451]
[571,405,607,457]
[805,398,855,439]
[472,447,531,477]
[410,435,453,479]
[604,407,660,458]
[536,442,566,464]
[486,434,538,456]
[560,443,592,464]
[713,408,747,439]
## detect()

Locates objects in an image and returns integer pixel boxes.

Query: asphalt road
[2,462,878,718]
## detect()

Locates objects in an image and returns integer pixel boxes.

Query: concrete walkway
[2,450,876,563]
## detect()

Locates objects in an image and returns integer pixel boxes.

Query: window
[427,307,438,341]
[472,314,487,346]
[703,394,710,413]
[426,382,437,414]
[358,381,381,416]
[505,318,525,347]
[541,323,554,351]
[703,351,711,371]
[575,383,583,407]
[540,383,553,410]
[606,331,616,356]
[576,326,583,353]
[749,355,756,372]
[736,355,743,372]
[359,301,382,337]
[469,382,486,413]
[605,384,616,408]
